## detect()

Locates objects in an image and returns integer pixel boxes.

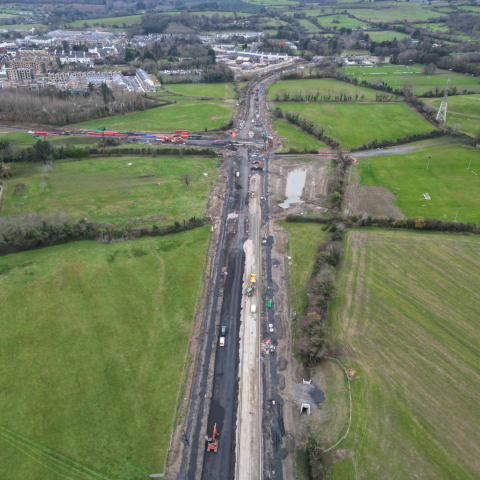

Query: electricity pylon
[436,77,450,123]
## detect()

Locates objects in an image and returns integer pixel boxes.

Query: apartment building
[7,59,47,74]
[6,68,36,82]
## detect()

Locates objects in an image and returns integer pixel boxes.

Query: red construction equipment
[34,131,48,136]
[206,423,219,452]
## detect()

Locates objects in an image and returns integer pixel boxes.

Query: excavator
[206,423,219,452]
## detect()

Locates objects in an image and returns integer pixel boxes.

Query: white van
[219,337,225,347]
[251,305,256,314]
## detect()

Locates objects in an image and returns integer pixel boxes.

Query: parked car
[215,139,222,143]
[221,326,226,335]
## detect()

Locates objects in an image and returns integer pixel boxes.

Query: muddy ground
[268,156,331,219]
[344,163,405,218]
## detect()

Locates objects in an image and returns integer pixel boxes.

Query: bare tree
[1,162,11,178]
[180,173,193,187]
[423,63,437,75]
[402,81,415,97]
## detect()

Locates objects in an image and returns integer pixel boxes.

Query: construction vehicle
[206,423,219,452]
[171,137,184,144]
[245,287,253,297]
[60,131,71,136]
[251,190,255,198]
[251,274,256,290]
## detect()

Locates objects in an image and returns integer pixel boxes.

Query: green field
[186,10,253,17]
[276,120,329,152]
[358,137,480,223]
[68,15,142,28]
[427,95,480,137]
[0,23,47,30]
[1,156,216,226]
[344,68,480,95]
[269,78,379,101]
[275,102,434,148]
[280,221,327,314]
[352,5,447,21]
[298,19,322,32]
[76,99,234,133]
[165,82,236,98]
[246,0,299,4]
[0,227,210,479]
[366,31,411,42]
[328,229,480,479]
[317,15,367,29]
[415,22,450,32]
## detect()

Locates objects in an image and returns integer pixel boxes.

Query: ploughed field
[1,156,216,227]
[275,102,434,148]
[0,227,210,479]
[328,230,480,479]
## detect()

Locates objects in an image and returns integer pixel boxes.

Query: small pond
[279,169,307,209]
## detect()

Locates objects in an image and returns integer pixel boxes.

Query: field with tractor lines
[327,229,480,479]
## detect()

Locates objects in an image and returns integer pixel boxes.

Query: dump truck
[206,424,219,452]
[251,274,256,290]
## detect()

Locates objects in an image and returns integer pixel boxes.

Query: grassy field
[352,5,447,21]
[246,0,299,4]
[280,222,328,314]
[358,137,480,223]
[317,15,367,29]
[275,102,434,148]
[367,31,411,42]
[426,95,480,137]
[328,229,480,479]
[165,82,236,98]
[75,99,234,133]
[1,156,216,226]
[276,120,330,152]
[68,14,142,28]
[0,227,210,480]
[344,68,480,95]
[0,23,47,29]
[298,19,322,32]
[269,78,379,101]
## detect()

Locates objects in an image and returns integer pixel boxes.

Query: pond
[279,168,307,209]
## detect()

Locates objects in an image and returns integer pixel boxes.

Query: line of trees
[0,211,207,256]
[274,108,342,150]
[0,88,154,126]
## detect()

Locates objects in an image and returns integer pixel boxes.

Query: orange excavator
[206,423,219,452]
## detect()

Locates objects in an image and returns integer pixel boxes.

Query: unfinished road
[175,64,299,480]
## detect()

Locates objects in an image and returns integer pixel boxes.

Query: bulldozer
[206,423,219,452]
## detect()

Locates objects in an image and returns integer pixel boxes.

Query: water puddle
[279,169,307,209]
